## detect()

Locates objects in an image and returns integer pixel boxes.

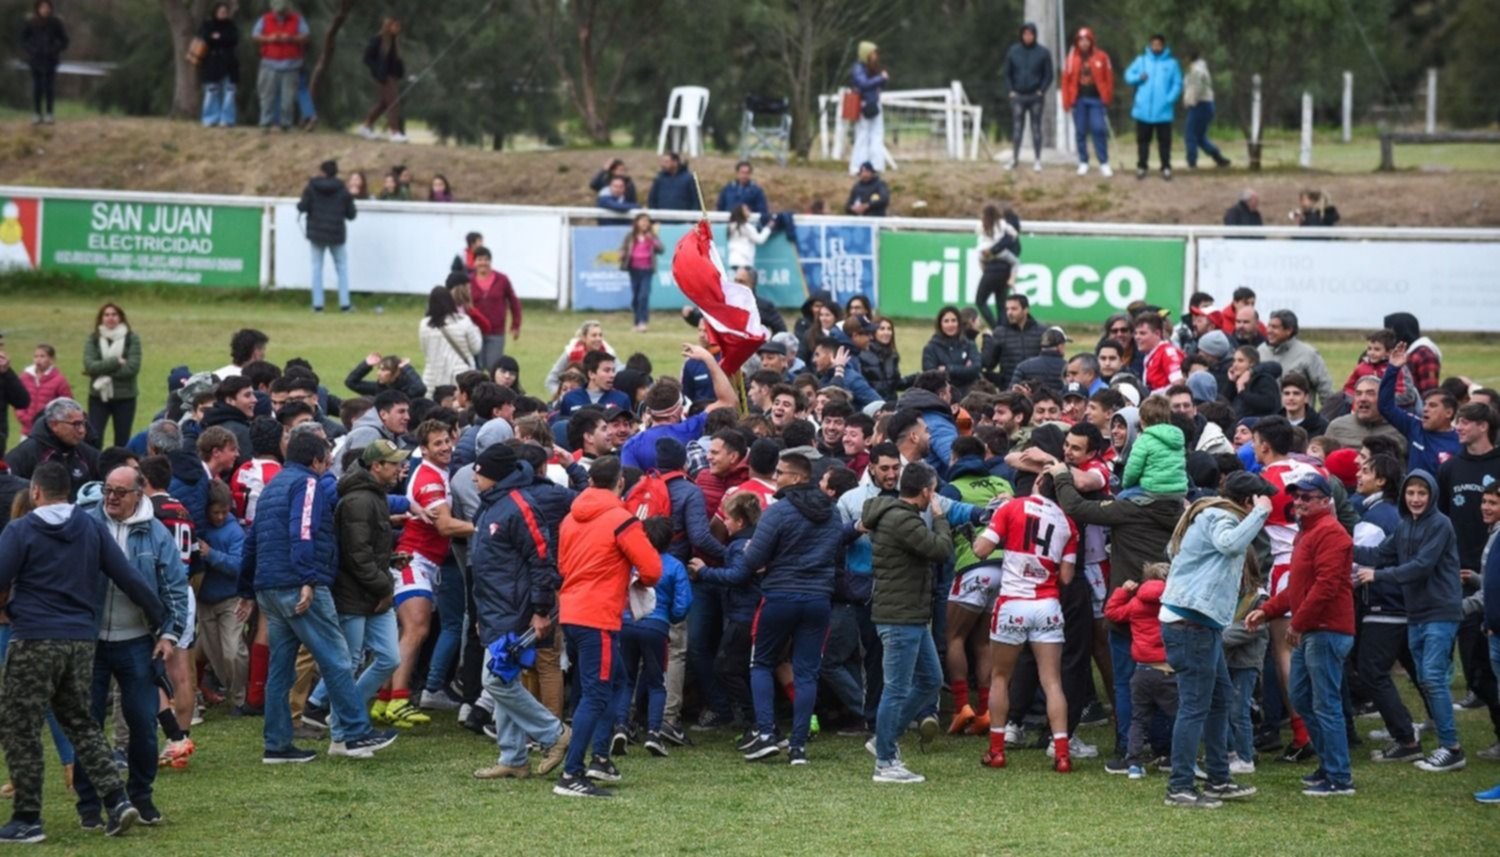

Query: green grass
[11,695,1500,855]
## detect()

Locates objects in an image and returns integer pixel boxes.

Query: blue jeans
[1290,631,1354,785]
[1229,666,1259,761]
[628,268,653,326]
[873,624,942,764]
[1408,621,1461,748]
[0,626,73,766]
[482,668,564,768]
[750,594,830,748]
[259,586,371,747]
[563,625,620,776]
[820,603,867,717]
[202,81,237,127]
[1162,621,1231,793]
[1184,101,1223,166]
[614,622,669,730]
[424,562,466,694]
[687,580,729,719]
[1109,628,1135,752]
[1490,635,1500,696]
[1072,96,1109,164]
[72,636,156,814]
[309,610,401,727]
[309,243,350,311]
[297,69,316,122]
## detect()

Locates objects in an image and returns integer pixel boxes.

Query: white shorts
[1268,564,1291,616]
[393,553,440,605]
[948,565,1001,612]
[1083,563,1107,620]
[178,588,198,649]
[989,597,1065,646]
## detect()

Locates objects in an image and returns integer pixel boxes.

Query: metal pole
[1024,0,1063,155]
[1341,71,1353,143]
[1250,74,1262,144]
[1426,67,1437,133]
[1300,92,1313,168]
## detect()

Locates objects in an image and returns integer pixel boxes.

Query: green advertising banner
[877,232,1184,324]
[37,198,262,288]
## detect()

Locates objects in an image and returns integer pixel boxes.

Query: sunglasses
[60,419,87,428]
[102,487,139,499]
[1109,326,1129,334]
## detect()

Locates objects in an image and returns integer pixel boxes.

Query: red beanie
[1324,447,1360,490]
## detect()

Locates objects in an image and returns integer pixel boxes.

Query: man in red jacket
[1247,472,1356,797]
[553,456,661,798]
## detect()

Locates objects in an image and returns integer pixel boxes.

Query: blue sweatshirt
[198,517,246,605]
[0,505,165,641]
[1378,366,1460,476]
[626,554,694,634]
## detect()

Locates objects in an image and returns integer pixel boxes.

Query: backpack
[623,470,686,521]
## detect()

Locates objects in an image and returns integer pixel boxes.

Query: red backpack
[623,470,685,521]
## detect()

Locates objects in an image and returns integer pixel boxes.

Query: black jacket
[921,333,981,392]
[4,418,99,498]
[983,316,1044,386]
[1003,24,1054,95]
[363,35,405,83]
[1286,408,1328,439]
[21,14,68,70]
[859,341,905,400]
[333,466,397,615]
[1232,361,1281,418]
[588,171,638,203]
[1011,347,1067,391]
[297,176,357,247]
[846,177,891,217]
[0,367,30,453]
[197,17,239,83]
[344,361,428,400]
[1223,201,1263,227]
[648,168,701,211]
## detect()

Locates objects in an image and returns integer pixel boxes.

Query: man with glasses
[5,398,99,498]
[75,465,189,828]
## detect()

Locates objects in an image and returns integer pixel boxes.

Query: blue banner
[571,226,633,311]
[794,223,876,309]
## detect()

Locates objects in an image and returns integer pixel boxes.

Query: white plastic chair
[657,86,710,158]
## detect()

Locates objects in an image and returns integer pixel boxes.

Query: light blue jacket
[1124,45,1182,124]
[79,484,190,643]
[1161,502,1269,629]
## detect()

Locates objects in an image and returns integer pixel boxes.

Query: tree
[306,0,357,114]
[524,0,665,144]
[160,0,224,118]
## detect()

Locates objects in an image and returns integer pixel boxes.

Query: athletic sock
[977,686,990,707]
[989,727,1007,756]
[1290,714,1310,746]
[158,709,186,742]
[1053,733,1070,758]
[951,679,970,709]
[377,688,392,702]
[247,643,269,708]
[391,688,410,702]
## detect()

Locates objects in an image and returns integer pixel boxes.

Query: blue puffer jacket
[897,388,958,478]
[526,469,577,545]
[471,464,561,643]
[667,475,724,564]
[851,61,885,113]
[626,554,693,634]
[1124,45,1182,124]
[697,528,760,622]
[647,168,701,211]
[79,487,190,642]
[734,484,843,596]
[1354,494,1405,619]
[198,517,246,605]
[167,447,211,531]
[239,462,339,595]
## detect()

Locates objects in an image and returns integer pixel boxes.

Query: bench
[1378,130,1500,171]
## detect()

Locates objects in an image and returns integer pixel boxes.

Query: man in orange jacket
[1060,27,1114,177]
[553,456,662,798]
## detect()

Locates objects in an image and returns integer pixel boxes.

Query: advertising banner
[1197,238,1500,332]
[877,232,1185,324]
[1,196,261,287]
[794,222,876,308]
[273,205,564,299]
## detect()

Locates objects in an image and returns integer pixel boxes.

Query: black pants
[1357,621,1427,745]
[455,549,484,705]
[1008,575,1094,735]
[714,619,754,724]
[1135,120,1173,170]
[88,397,137,449]
[31,66,56,116]
[1459,612,1500,741]
[974,266,1010,329]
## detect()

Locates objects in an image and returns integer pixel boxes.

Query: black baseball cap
[1222,471,1277,502]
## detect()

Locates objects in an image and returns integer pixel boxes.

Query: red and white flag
[671,220,767,376]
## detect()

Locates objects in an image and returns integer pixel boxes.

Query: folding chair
[740,95,792,166]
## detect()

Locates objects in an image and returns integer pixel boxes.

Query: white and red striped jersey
[1261,457,1328,567]
[1074,457,1114,567]
[716,477,778,520]
[978,494,1079,601]
[1143,341,1185,395]
[397,459,453,563]
[231,457,282,526]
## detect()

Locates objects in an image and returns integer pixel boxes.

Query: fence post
[1341,72,1353,143]
[1426,67,1438,133]
[1299,92,1313,168]
[1248,74,1262,171]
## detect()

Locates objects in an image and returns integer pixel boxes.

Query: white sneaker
[389,132,409,143]
[873,762,926,784]
[420,689,462,711]
[865,737,877,757]
[1033,160,1043,173]
[1004,161,1017,171]
[1229,756,1257,775]
[357,125,377,140]
[1004,723,1025,748]
[1100,163,1115,178]
[1046,736,1100,759]
[328,740,375,759]
[1075,163,1089,176]
[457,703,472,725]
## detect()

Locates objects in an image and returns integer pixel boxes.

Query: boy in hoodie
[1124,35,1182,180]
[692,492,763,745]
[1061,27,1114,176]
[1003,23,1054,171]
[1103,562,1173,777]
[0,461,165,842]
[1355,470,1467,773]
[1120,395,1187,497]
[611,517,692,758]
[197,480,248,711]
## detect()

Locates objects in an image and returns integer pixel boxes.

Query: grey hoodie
[1353,470,1463,624]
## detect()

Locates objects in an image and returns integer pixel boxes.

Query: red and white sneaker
[160,737,196,769]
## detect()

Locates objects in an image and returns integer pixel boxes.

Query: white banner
[271,204,563,299]
[1196,238,1500,332]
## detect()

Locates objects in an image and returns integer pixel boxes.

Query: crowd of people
[0,277,1497,840]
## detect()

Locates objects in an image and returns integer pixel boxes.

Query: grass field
[3,279,1500,854]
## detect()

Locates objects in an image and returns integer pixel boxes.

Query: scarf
[92,323,129,403]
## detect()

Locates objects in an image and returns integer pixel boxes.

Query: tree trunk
[162,0,218,118]
[307,0,357,114]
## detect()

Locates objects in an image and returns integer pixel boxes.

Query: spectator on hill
[589,159,638,204]
[1291,190,1339,227]
[727,204,772,271]
[20,0,67,125]
[198,3,240,128]
[357,16,406,142]
[346,171,368,200]
[1003,22,1054,172]
[297,160,357,313]
[252,0,309,133]
[647,153,700,211]
[1124,34,1182,180]
[429,175,454,203]
[83,303,143,448]
[1182,51,1229,169]
[848,40,890,174]
[1061,27,1114,177]
[845,162,890,217]
[468,248,521,368]
[16,344,70,438]
[596,176,635,224]
[418,286,481,391]
[1223,190,1262,226]
[716,161,770,217]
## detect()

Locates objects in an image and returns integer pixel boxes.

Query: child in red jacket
[1104,562,1174,777]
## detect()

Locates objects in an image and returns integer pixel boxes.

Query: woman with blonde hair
[543,320,615,396]
[848,40,890,174]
